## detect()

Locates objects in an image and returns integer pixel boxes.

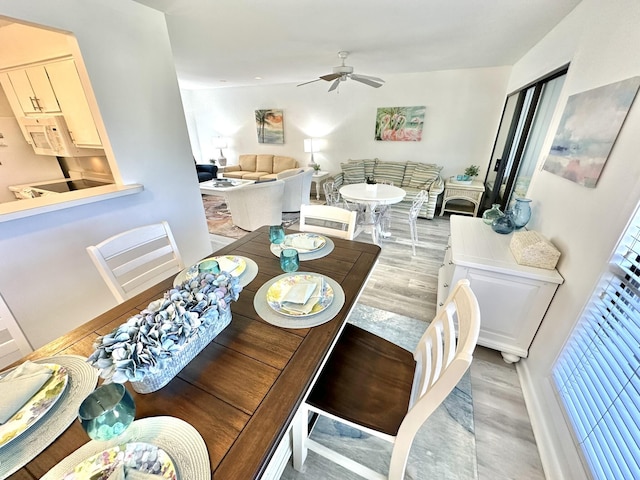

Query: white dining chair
[87,221,184,303]
[292,279,481,480]
[409,189,429,255]
[299,204,358,240]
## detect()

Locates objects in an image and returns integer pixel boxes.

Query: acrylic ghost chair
[408,189,429,255]
[87,221,184,303]
[322,181,341,207]
[292,279,481,480]
[299,204,358,240]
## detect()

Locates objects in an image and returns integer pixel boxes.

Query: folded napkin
[108,464,165,479]
[281,278,323,315]
[217,256,241,275]
[285,235,322,251]
[0,361,53,424]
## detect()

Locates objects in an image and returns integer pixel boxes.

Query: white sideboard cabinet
[437,216,564,363]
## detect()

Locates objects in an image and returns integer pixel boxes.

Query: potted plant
[454,165,480,184]
[88,272,242,393]
[312,163,321,172]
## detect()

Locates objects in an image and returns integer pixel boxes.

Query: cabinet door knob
[30,96,41,111]
[443,283,449,288]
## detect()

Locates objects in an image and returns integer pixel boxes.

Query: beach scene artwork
[255,109,284,144]
[375,106,425,141]
[543,77,640,187]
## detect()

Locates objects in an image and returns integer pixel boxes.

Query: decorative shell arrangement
[88,272,242,384]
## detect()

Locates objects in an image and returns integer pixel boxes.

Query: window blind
[553,206,640,480]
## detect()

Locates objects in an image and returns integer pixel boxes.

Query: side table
[439,179,485,217]
[311,171,330,200]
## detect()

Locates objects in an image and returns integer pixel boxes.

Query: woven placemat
[0,355,99,478]
[41,416,210,479]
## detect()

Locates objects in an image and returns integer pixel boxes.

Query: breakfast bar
[7,226,381,479]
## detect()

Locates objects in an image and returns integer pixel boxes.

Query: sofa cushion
[374,161,406,186]
[256,154,275,173]
[401,161,423,187]
[408,163,442,188]
[341,161,365,184]
[242,171,271,181]
[349,158,377,180]
[274,156,297,173]
[239,155,257,172]
[223,171,245,179]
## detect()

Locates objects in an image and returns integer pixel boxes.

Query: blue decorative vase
[492,210,516,234]
[512,198,532,229]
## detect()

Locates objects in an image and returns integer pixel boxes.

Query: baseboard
[516,360,588,480]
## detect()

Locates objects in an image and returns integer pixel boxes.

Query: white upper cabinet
[45,59,102,148]
[1,58,103,148]
[6,66,61,114]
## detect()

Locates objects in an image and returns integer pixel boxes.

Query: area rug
[202,195,300,238]
[280,304,477,480]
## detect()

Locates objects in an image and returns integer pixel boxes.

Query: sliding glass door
[483,67,568,212]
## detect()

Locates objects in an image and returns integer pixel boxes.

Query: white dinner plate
[281,233,326,252]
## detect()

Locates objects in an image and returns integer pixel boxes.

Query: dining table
[6,225,381,480]
[339,183,407,243]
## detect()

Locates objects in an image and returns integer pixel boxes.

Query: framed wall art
[542,76,640,187]
[374,106,425,142]
[255,109,284,144]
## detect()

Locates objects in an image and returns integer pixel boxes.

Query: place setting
[0,355,99,478]
[268,225,335,261]
[41,382,210,479]
[173,253,258,288]
[254,229,345,329]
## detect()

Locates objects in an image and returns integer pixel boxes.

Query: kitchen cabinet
[0,58,102,148]
[4,66,61,114]
[437,215,563,363]
[45,59,102,148]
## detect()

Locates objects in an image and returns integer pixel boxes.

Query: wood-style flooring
[208,208,546,479]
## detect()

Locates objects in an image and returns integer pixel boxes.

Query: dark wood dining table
[9,226,381,479]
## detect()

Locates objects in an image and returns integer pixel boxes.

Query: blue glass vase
[492,210,516,234]
[512,198,532,229]
[482,204,504,225]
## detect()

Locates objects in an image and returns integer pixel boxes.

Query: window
[553,205,640,479]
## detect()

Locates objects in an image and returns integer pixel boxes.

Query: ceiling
[140,1,579,90]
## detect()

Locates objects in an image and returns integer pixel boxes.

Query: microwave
[18,115,104,157]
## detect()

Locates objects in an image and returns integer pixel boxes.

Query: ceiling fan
[297,51,385,92]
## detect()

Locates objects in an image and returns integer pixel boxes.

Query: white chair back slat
[299,204,357,240]
[87,221,184,303]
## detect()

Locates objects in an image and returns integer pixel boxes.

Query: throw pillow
[349,158,377,179]
[373,161,406,186]
[341,161,365,184]
[401,161,422,187]
[408,163,442,189]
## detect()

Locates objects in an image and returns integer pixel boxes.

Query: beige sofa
[224,154,299,181]
[332,158,444,219]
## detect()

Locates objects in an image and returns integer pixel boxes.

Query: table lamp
[214,137,228,166]
[304,138,321,167]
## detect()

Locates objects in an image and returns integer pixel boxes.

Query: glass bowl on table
[78,383,135,441]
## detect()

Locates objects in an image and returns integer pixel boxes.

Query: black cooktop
[35,179,111,193]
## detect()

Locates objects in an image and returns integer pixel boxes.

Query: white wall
[0,0,212,348]
[510,1,640,478]
[182,67,512,180]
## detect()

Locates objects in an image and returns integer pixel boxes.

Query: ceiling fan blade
[350,75,384,88]
[328,78,340,92]
[351,73,385,83]
[297,78,324,87]
[320,73,341,82]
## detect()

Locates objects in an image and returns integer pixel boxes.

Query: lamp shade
[303,138,320,153]
[213,137,228,149]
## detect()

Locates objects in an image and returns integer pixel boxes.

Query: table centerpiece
[88,272,242,393]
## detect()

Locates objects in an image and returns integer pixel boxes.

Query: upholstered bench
[331,158,444,219]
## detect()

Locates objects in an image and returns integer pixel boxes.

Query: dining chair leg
[292,405,309,471]
[410,220,418,256]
